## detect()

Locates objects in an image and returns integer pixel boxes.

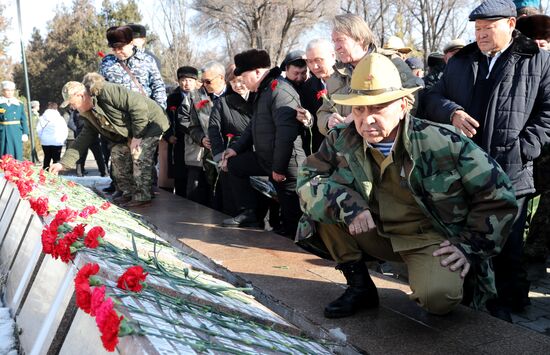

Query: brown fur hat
[516,14,550,41]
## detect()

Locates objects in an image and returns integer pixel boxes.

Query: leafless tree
[192,0,334,65]
[152,0,197,83]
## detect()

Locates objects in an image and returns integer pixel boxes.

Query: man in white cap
[0,80,29,160]
[424,0,550,321]
[296,53,517,319]
[442,38,466,63]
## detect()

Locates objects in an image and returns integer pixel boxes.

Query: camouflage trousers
[110,136,160,201]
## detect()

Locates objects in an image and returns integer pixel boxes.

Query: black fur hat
[516,14,550,41]
[177,66,199,80]
[127,23,147,38]
[106,26,133,48]
[234,49,271,76]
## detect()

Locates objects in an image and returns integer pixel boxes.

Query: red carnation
[117,265,148,292]
[271,79,278,91]
[194,99,210,110]
[29,196,49,216]
[97,51,106,58]
[100,201,111,210]
[74,263,99,314]
[39,170,46,184]
[85,226,105,248]
[316,89,328,100]
[90,285,106,317]
[226,133,235,139]
[67,181,76,187]
[168,106,177,111]
[95,297,122,352]
[60,194,68,202]
[79,205,99,219]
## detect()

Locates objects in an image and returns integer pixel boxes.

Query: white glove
[22,134,28,142]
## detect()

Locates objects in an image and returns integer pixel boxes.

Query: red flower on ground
[60,194,68,202]
[90,285,106,317]
[194,99,210,110]
[39,170,46,184]
[271,79,278,91]
[67,181,76,187]
[100,201,111,210]
[85,226,105,248]
[74,263,100,314]
[79,205,99,218]
[316,89,328,101]
[95,297,123,352]
[117,265,148,292]
[29,196,49,216]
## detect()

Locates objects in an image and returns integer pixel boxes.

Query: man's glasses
[202,76,219,85]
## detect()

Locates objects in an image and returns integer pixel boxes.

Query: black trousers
[492,195,530,309]
[227,150,302,235]
[186,166,210,206]
[77,136,107,176]
[42,145,62,170]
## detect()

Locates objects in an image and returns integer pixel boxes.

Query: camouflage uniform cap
[60,81,86,108]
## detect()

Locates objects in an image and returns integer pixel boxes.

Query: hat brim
[397,47,413,54]
[332,87,420,106]
[60,99,71,108]
[469,16,509,21]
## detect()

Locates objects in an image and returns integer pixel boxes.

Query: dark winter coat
[231,67,305,174]
[298,76,326,155]
[423,32,550,196]
[165,88,186,178]
[208,88,253,160]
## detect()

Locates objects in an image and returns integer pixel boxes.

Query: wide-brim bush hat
[332,53,421,106]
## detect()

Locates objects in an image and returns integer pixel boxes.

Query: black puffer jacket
[423,33,550,196]
[208,87,253,159]
[232,67,304,174]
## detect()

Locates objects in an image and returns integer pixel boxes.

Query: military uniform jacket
[99,48,167,108]
[60,78,169,169]
[0,97,29,160]
[297,116,518,306]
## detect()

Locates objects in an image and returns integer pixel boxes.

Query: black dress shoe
[103,183,116,193]
[222,209,259,227]
[486,299,513,323]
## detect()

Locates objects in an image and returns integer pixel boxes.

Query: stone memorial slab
[0,201,33,269]
[0,188,20,243]
[59,309,119,355]
[16,255,74,354]
[5,213,45,311]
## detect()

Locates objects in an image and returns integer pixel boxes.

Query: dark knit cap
[234,49,271,76]
[516,14,550,41]
[177,66,199,80]
[106,26,133,48]
[128,23,147,38]
[469,0,517,21]
[280,50,306,70]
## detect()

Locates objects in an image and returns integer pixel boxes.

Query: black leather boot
[324,260,379,318]
[222,209,260,227]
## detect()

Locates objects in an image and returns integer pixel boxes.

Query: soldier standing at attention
[0,81,29,160]
[296,53,518,319]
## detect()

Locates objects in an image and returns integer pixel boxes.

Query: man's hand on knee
[433,240,471,278]
[348,210,376,236]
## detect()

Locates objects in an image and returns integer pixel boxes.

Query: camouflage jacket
[297,115,518,306]
[60,74,169,169]
[99,48,167,109]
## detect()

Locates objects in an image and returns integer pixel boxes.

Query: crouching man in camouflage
[50,73,169,208]
[296,53,518,318]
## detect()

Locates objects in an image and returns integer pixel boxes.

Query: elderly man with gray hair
[296,38,337,154]
[423,0,550,321]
